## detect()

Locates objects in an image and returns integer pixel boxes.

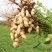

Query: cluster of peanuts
[10,0,39,48]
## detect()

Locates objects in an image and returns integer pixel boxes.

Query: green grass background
[0,25,52,52]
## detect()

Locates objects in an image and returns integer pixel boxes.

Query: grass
[0,25,52,52]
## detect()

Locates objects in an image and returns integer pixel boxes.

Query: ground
[0,25,52,52]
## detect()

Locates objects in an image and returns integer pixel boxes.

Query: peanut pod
[36,25,39,33]
[20,30,26,39]
[26,10,31,17]
[10,32,15,41]
[13,42,19,48]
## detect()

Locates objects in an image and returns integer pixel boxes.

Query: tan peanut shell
[21,8,25,17]
[23,16,29,21]
[29,21,32,25]
[14,38,19,42]
[10,27,13,30]
[20,30,26,39]
[16,25,21,34]
[13,19,17,24]
[13,24,17,29]
[26,10,31,17]
[20,23,23,27]
[36,25,39,33]
[15,33,18,38]
[24,21,29,27]
[18,2,23,7]
[10,33,14,41]
[31,8,35,15]
[22,1,26,5]
[24,6,28,9]
[13,42,19,48]
[17,16,23,24]
[20,30,25,35]
[28,25,32,33]
[21,34,26,39]
[30,18,34,22]
[13,9,19,15]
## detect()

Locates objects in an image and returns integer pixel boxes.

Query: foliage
[33,1,52,33]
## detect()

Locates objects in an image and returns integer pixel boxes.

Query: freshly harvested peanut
[23,16,29,21]
[21,34,26,39]
[17,16,23,24]
[18,2,23,7]
[13,20,17,24]
[31,24,34,28]
[26,0,30,6]
[23,17,29,27]
[10,27,14,30]
[28,25,32,33]
[20,30,26,39]
[15,15,19,18]
[36,25,39,33]
[16,25,21,34]
[30,18,34,22]
[21,8,25,17]
[31,8,35,15]
[26,10,31,17]
[29,21,32,25]
[15,13,22,20]
[31,8,35,12]
[15,33,18,38]
[31,24,35,29]
[13,24,17,29]
[10,33,14,41]
[13,9,19,15]
[20,23,23,27]
[13,42,19,48]
[20,29,25,35]
[7,18,12,22]
[15,13,21,19]
[12,30,15,34]
[14,38,19,42]
[24,6,28,9]
[24,21,29,27]
[22,1,26,5]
